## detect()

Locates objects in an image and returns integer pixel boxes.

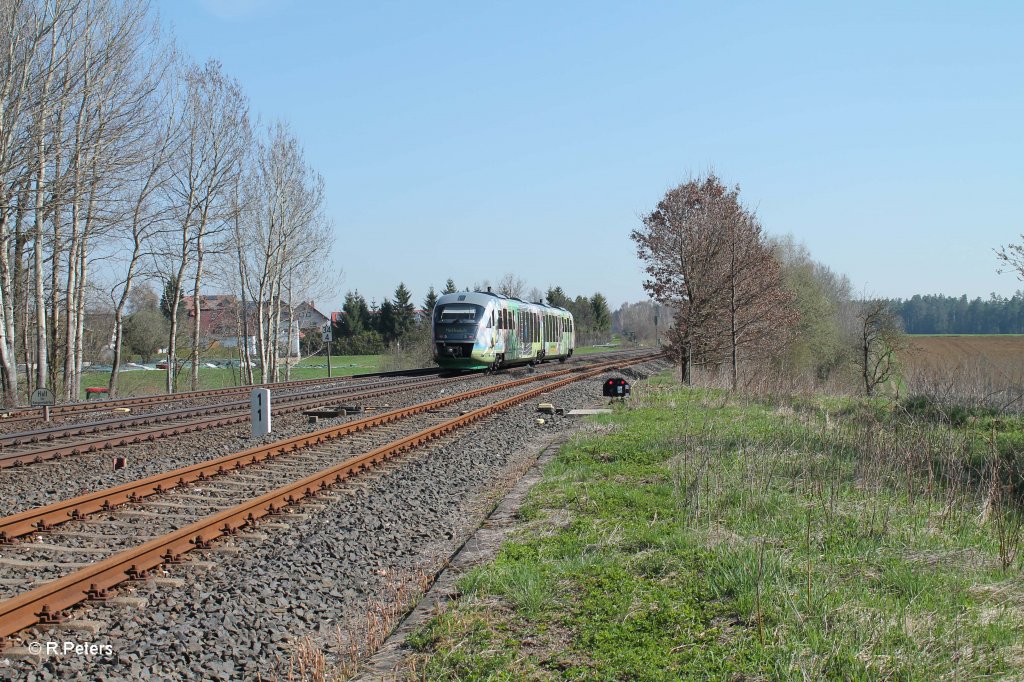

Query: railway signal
[602,377,631,398]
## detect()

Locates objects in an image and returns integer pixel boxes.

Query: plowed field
[904,335,1023,371]
[902,336,1024,398]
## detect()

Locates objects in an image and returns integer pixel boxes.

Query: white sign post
[30,387,55,422]
[322,322,333,378]
[251,388,271,438]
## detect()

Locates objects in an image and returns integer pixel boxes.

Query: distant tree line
[326,283,419,356]
[883,293,1024,335]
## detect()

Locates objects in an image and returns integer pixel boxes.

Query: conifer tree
[423,286,438,314]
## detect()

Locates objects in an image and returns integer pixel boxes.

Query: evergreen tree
[590,293,611,332]
[377,299,397,343]
[160,278,184,322]
[546,286,569,308]
[571,295,596,331]
[393,282,416,338]
[338,290,370,338]
[423,286,438,313]
[885,291,1024,334]
[442,278,458,294]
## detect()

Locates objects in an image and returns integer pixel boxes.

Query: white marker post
[30,388,55,422]
[251,388,271,438]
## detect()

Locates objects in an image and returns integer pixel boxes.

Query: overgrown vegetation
[405,375,1024,680]
[630,172,907,396]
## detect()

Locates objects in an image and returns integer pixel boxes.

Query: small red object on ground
[85,387,108,400]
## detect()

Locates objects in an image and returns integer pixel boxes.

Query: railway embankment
[397,373,1024,679]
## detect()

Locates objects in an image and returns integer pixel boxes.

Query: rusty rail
[0,355,656,641]
[0,368,444,425]
[0,374,466,470]
[0,355,654,541]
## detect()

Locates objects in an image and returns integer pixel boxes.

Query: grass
[405,376,1024,680]
[73,342,624,399]
[78,354,384,398]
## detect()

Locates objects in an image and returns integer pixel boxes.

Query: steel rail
[0,374,447,448]
[0,351,652,469]
[0,355,654,641]
[0,368,445,424]
[0,374,467,470]
[0,348,645,425]
[0,355,655,541]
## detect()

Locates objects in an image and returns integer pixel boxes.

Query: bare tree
[108,70,177,396]
[0,0,329,406]
[858,299,906,397]
[996,235,1024,281]
[612,300,667,346]
[160,58,248,392]
[57,0,164,400]
[631,174,733,383]
[722,210,798,389]
[0,0,57,403]
[496,272,525,298]
[633,173,802,387]
[237,122,330,384]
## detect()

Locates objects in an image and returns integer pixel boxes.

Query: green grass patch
[407,377,1024,680]
[79,355,384,398]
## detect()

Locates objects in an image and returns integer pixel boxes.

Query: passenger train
[432,289,575,370]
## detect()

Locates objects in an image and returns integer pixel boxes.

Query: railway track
[0,353,657,645]
[0,373,469,470]
[0,368,445,432]
[0,349,648,431]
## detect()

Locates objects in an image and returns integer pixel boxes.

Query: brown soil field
[904,336,1024,371]
[902,336,1024,400]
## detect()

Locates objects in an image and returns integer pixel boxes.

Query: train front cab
[432,296,493,370]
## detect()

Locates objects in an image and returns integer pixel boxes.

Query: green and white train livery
[432,289,575,371]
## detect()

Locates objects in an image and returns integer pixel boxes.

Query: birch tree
[161,58,248,392]
[0,0,54,403]
[107,75,177,396]
[237,122,330,384]
[56,0,163,399]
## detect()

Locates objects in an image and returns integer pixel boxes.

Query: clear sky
[158,0,1023,313]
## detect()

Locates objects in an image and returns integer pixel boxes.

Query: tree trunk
[190,212,208,391]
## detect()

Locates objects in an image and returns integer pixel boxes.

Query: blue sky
[159,0,1023,312]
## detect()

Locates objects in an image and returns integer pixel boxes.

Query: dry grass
[902,336,1024,411]
[264,566,437,682]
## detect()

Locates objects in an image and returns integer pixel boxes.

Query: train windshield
[434,304,485,325]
